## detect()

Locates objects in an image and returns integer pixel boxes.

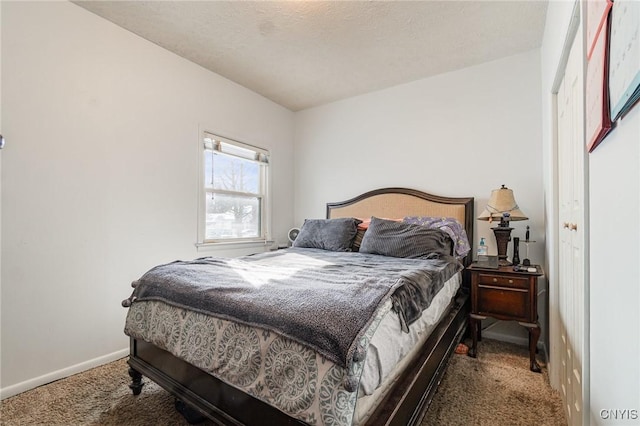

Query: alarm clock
[287,228,300,244]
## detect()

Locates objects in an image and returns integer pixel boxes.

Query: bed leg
[128,367,144,395]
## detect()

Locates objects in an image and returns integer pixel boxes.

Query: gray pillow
[292,218,362,252]
[359,217,453,258]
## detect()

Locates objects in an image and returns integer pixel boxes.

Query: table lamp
[478,185,528,266]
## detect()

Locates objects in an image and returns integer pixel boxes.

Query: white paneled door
[556,20,586,426]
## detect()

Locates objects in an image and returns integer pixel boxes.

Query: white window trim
[196,130,272,249]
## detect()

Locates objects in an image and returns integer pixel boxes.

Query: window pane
[205,193,261,240]
[204,152,260,193]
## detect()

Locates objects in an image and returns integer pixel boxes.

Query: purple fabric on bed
[403,216,471,259]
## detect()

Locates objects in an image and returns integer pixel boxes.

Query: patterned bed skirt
[124,300,390,425]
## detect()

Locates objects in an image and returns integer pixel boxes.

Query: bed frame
[126,187,474,425]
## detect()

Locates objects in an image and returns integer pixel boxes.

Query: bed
[123,187,474,425]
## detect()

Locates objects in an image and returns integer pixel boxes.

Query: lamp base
[492,226,513,266]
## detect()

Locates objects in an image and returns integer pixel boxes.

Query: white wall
[541,1,640,423]
[0,1,294,397]
[588,104,640,423]
[294,50,545,346]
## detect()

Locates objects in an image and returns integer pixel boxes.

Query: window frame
[197,131,271,247]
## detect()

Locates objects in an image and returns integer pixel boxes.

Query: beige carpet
[1,339,565,426]
[423,339,566,425]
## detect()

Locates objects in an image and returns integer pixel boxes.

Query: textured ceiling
[73,1,548,111]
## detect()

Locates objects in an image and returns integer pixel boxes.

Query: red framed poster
[586,13,613,152]
[586,0,613,60]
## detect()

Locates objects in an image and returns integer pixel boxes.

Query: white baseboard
[0,348,128,400]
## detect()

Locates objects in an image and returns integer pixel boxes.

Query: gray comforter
[126,247,461,371]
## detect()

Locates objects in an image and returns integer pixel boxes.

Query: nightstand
[467,263,544,372]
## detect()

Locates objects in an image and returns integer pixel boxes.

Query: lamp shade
[478,185,528,222]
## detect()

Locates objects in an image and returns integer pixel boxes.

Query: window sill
[195,240,276,253]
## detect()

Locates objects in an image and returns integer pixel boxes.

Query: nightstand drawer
[477,272,529,289]
[477,285,529,320]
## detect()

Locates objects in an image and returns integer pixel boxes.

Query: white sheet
[359,272,462,395]
[352,273,461,425]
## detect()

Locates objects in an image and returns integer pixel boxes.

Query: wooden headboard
[326,187,474,266]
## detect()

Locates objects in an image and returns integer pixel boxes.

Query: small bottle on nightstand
[477,237,488,260]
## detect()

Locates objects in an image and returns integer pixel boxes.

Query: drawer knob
[493,278,498,283]
[563,222,570,229]
[508,279,513,284]
[570,223,578,231]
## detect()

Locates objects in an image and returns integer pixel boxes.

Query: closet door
[556,21,586,426]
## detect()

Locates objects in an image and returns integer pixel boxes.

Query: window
[199,132,270,244]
